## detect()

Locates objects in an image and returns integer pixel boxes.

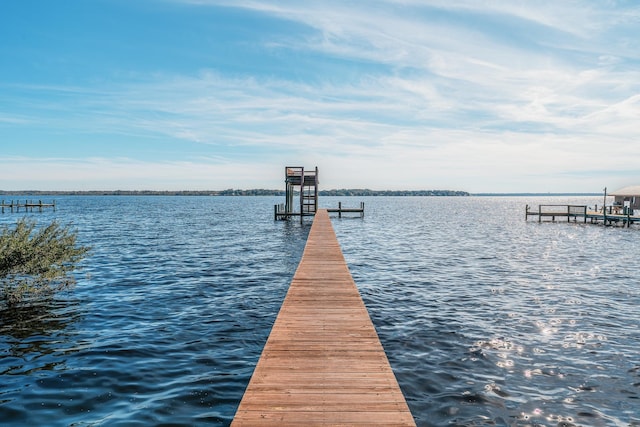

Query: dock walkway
[232,209,415,426]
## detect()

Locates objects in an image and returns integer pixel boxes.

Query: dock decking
[232,209,415,426]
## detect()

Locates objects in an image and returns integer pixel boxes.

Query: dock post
[538,205,542,222]
[338,201,342,218]
[361,201,365,218]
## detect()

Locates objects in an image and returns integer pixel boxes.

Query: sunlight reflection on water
[330,196,640,427]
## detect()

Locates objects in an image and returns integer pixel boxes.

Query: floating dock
[526,204,640,227]
[232,209,414,426]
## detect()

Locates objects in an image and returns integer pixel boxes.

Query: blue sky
[1,0,639,192]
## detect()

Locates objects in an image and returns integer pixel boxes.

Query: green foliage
[0,219,90,306]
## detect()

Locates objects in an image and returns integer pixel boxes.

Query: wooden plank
[232,209,415,426]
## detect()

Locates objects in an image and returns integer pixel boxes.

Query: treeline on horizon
[1,189,470,197]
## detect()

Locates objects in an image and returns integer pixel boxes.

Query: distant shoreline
[472,193,601,197]
[0,189,468,197]
[0,190,601,197]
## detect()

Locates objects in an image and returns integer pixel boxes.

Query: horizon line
[0,189,604,196]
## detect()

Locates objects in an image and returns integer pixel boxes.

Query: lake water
[1,196,638,426]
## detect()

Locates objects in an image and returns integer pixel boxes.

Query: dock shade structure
[609,186,640,211]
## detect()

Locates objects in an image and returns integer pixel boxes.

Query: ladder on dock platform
[300,169,318,215]
[275,166,319,221]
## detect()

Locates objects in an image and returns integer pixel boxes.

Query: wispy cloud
[2,0,639,191]
[0,156,281,191]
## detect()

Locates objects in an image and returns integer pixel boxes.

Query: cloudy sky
[1,0,639,192]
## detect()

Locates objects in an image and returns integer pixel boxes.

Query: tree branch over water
[0,219,90,306]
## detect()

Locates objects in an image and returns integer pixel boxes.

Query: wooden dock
[525,204,640,227]
[1,200,56,213]
[232,209,415,426]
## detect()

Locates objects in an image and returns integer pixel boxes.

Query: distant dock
[526,204,640,227]
[1,200,56,214]
[233,209,414,426]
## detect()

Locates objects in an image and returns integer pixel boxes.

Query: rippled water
[331,196,640,426]
[1,196,639,426]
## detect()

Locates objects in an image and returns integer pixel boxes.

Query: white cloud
[0,156,282,191]
[0,115,30,124]
[4,1,639,191]
[6,58,639,191]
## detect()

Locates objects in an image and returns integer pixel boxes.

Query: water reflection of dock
[233,209,414,425]
[526,204,640,227]
[1,200,56,213]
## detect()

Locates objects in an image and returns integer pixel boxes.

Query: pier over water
[232,209,415,426]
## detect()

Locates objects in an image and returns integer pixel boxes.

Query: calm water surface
[1,196,638,426]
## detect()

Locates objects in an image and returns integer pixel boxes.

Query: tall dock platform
[274,166,319,221]
[232,210,415,426]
